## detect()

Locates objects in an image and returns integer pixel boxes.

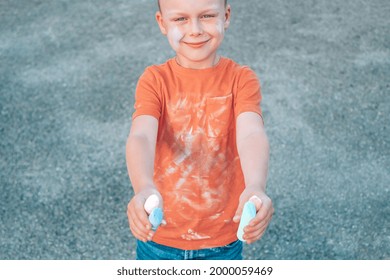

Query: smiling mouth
[184,40,210,48]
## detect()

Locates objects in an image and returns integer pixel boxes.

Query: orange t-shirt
[132,57,262,250]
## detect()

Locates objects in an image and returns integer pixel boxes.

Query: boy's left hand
[233,188,274,244]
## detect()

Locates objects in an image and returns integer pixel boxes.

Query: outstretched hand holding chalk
[127,189,165,242]
[233,190,274,244]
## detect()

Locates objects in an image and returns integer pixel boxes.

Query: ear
[155,11,168,35]
[223,4,231,29]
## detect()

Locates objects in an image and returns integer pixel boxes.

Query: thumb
[233,195,263,223]
[249,195,263,211]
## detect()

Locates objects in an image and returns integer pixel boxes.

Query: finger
[134,198,153,230]
[128,207,155,242]
[128,209,148,240]
[246,233,263,245]
[244,221,265,234]
[129,222,148,242]
[128,202,150,236]
[244,212,273,243]
[244,225,268,243]
[244,209,273,234]
[244,222,268,240]
[249,203,273,226]
[130,222,154,242]
[247,211,273,232]
[128,201,146,229]
[244,221,269,240]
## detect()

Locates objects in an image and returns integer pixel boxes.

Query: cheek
[215,19,225,35]
[168,26,184,49]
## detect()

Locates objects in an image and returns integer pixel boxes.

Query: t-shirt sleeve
[234,66,263,120]
[132,67,162,121]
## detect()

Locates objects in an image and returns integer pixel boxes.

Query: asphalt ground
[0,0,389,259]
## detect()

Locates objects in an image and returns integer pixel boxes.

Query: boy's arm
[126,115,161,242]
[233,112,274,244]
[126,115,158,193]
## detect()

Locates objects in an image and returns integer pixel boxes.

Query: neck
[175,55,220,69]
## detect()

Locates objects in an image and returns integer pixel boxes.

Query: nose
[189,19,203,36]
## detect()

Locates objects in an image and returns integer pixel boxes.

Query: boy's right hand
[127,188,163,242]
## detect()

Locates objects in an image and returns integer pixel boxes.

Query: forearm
[126,134,156,194]
[237,129,269,192]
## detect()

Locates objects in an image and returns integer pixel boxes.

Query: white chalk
[144,194,159,214]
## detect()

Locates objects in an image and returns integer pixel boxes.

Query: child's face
[156,0,231,69]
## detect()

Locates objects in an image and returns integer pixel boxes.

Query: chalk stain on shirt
[181,229,211,241]
[205,96,232,138]
[161,95,233,225]
[173,96,190,111]
[209,212,223,220]
[209,140,220,152]
[166,166,176,175]
[211,104,228,118]
[173,130,194,165]
[173,151,189,165]
[175,178,186,189]
[174,164,194,190]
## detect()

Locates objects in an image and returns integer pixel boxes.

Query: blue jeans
[136,240,243,260]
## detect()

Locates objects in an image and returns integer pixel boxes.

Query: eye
[202,14,216,19]
[174,17,187,22]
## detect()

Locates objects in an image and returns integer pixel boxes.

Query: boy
[126,0,273,260]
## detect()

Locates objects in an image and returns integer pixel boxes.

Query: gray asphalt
[1,0,389,260]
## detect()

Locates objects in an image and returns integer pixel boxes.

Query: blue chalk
[149,207,163,230]
[237,201,257,242]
